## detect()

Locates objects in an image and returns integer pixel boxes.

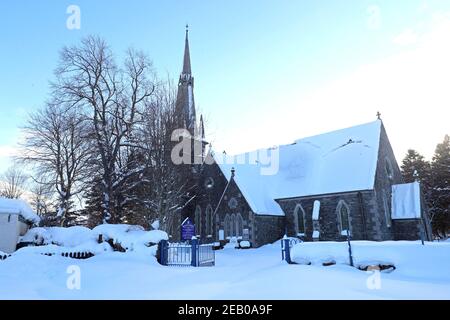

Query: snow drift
[291,241,450,282]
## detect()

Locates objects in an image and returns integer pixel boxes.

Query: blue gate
[158,239,215,267]
[197,243,215,266]
[281,237,302,264]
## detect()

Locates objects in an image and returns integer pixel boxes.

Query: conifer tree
[430,135,450,237]
[401,149,431,185]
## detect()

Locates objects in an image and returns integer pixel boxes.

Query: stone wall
[277,191,376,241]
[371,122,404,240]
[253,215,285,248]
[392,220,422,240]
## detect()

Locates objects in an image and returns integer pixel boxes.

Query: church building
[173,28,432,247]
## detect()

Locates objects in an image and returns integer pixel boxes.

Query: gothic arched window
[294,204,306,235]
[336,200,350,234]
[236,213,244,237]
[216,214,221,240]
[194,206,202,237]
[383,193,392,228]
[231,214,236,237]
[385,158,394,181]
[224,214,231,238]
[205,205,214,236]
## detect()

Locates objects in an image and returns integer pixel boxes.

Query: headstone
[181,218,195,241]
[219,229,225,241]
[243,228,249,241]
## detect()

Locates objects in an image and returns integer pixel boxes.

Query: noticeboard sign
[181,217,195,241]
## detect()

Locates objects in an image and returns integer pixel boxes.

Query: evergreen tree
[83,175,104,228]
[430,135,450,237]
[401,149,431,185]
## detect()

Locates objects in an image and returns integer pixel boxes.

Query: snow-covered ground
[0,240,449,299]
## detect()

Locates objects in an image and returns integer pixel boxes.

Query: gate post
[158,239,168,266]
[346,229,354,267]
[191,237,198,267]
[283,238,292,264]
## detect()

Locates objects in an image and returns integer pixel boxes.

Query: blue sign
[181,217,195,241]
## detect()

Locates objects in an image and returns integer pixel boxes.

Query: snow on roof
[0,198,40,224]
[312,200,321,220]
[391,182,422,219]
[214,120,382,216]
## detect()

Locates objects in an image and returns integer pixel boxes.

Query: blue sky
[1,0,450,172]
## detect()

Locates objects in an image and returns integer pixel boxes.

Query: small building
[0,198,40,253]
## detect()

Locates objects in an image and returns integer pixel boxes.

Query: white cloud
[292,14,450,160]
[393,28,418,46]
[0,145,17,158]
[418,1,429,13]
[0,145,17,173]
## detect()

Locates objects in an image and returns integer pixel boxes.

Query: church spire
[175,25,196,135]
[182,24,191,75]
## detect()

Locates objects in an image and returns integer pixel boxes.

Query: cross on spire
[376,111,381,120]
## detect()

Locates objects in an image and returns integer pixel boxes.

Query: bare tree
[138,82,196,234]
[19,104,92,226]
[29,180,53,218]
[0,166,28,199]
[51,36,156,224]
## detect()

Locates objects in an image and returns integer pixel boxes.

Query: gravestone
[243,228,250,241]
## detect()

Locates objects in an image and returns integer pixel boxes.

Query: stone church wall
[277,190,375,241]
[252,215,285,248]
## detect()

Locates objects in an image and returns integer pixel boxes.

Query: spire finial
[186,24,189,34]
[376,111,381,120]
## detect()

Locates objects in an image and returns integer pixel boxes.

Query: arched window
[231,214,236,237]
[205,205,214,236]
[294,204,306,235]
[385,158,394,181]
[216,214,221,240]
[383,193,392,228]
[194,206,202,237]
[224,214,231,238]
[336,200,350,234]
[236,213,244,237]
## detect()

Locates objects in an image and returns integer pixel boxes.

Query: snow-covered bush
[18,226,110,255]
[93,224,168,253]
[20,226,95,247]
[18,224,168,256]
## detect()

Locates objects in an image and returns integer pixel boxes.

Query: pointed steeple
[182,25,191,75]
[175,25,196,135]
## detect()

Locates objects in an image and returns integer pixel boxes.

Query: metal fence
[158,239,215,267]
[197,243,215,267]
[167,242,192,266]
[0,250,94,261]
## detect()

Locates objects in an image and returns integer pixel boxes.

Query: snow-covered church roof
[214,120,382,216]
[0,198,40,224]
